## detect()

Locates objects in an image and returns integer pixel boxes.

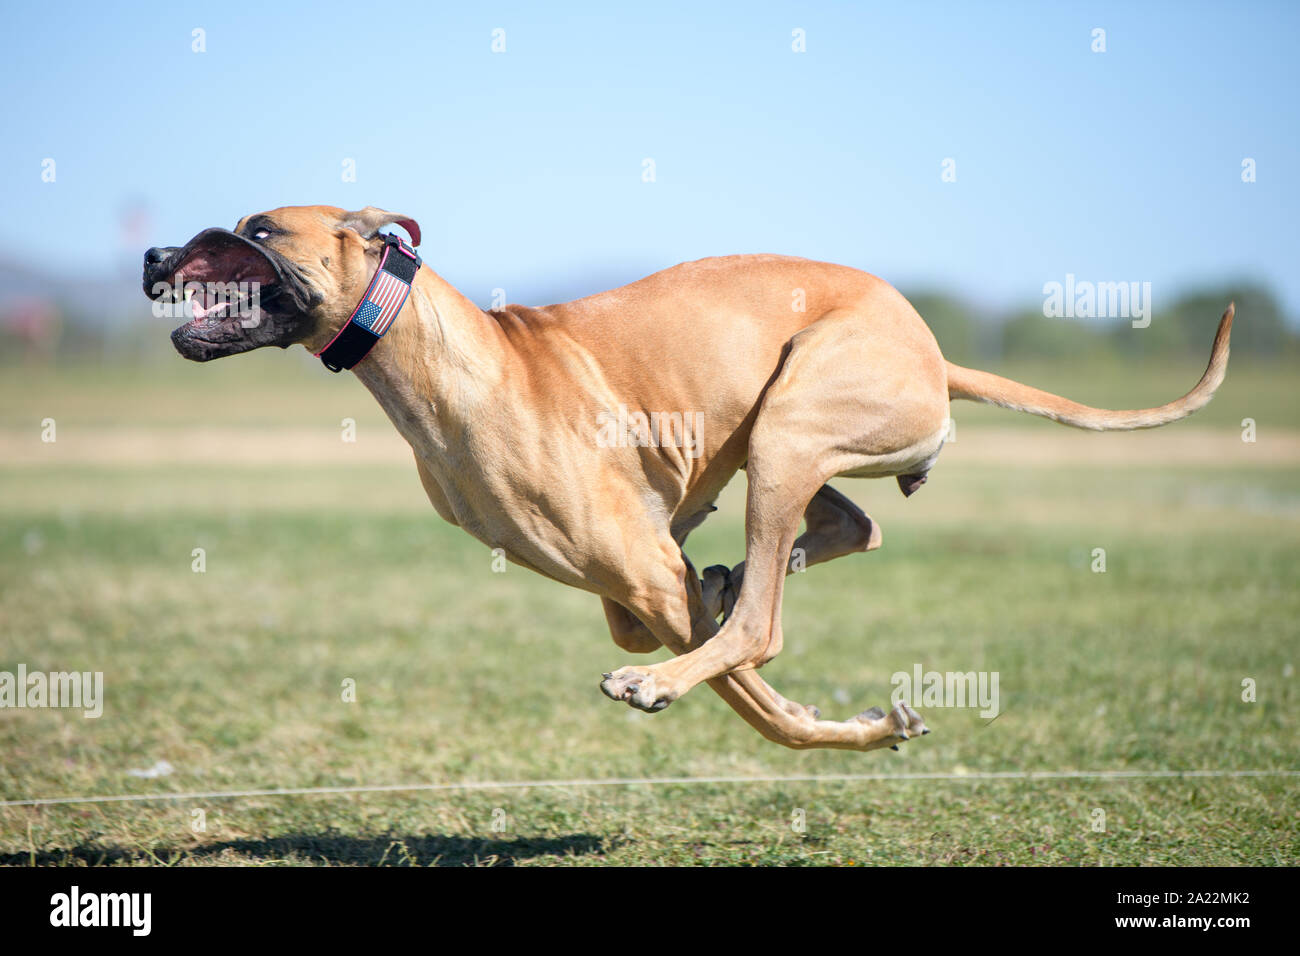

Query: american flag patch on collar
[316,232,422,372]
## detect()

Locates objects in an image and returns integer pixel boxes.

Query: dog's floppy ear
[338,206,421,247]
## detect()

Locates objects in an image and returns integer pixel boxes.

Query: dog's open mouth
[164,230,279,328]
[144,228,317,360]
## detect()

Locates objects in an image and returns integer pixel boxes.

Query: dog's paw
[700,563,743,622]
[897,700,929,738]
[854,701,930,749]
[600,668,675,712]
[701,565,730,620]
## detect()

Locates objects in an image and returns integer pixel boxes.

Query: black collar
[316,233,422,372]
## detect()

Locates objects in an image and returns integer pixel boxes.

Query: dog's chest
[413,450,597,587]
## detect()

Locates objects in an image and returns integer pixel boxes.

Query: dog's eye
[253,228,271,241]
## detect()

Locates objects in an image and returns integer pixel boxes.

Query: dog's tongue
[189,286,228,321]
[175,237,276,322]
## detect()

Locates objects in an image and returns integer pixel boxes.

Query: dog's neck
[348,267,508,461]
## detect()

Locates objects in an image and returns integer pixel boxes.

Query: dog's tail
[944,303,1233,431]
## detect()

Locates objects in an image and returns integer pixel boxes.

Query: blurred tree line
[905,283,1296,366]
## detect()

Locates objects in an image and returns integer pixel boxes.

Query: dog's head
[142,205,421,361]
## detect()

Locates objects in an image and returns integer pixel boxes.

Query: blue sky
[2,0,1297,316]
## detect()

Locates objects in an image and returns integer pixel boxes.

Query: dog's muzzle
[142,229,318,361]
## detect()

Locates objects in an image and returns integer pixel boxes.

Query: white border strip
[1,769,1294,809]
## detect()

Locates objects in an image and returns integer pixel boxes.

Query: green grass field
[1,353,1297,865]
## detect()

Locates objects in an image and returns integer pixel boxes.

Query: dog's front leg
[598,537,925,751]
[601,598,662,654]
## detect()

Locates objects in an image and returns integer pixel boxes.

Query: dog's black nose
[142,245,182,297]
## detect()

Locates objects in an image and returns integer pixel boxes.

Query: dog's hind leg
[599,547,834,721]
[601,309,947,723]
[708,670,927,751]
[601,538,925,749]
[704,483,881,620]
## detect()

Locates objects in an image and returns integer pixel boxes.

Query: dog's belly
[837,419,949,480]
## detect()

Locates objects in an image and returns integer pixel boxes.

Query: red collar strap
[316,233,422,372]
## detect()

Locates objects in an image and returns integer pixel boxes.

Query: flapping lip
[148,228,322,313]
[145,228,284,324]
[143,228,321,360]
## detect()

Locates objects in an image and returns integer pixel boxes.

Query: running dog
[143,205,1232,751]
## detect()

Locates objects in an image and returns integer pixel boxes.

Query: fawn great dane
[143,205,1233,751]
